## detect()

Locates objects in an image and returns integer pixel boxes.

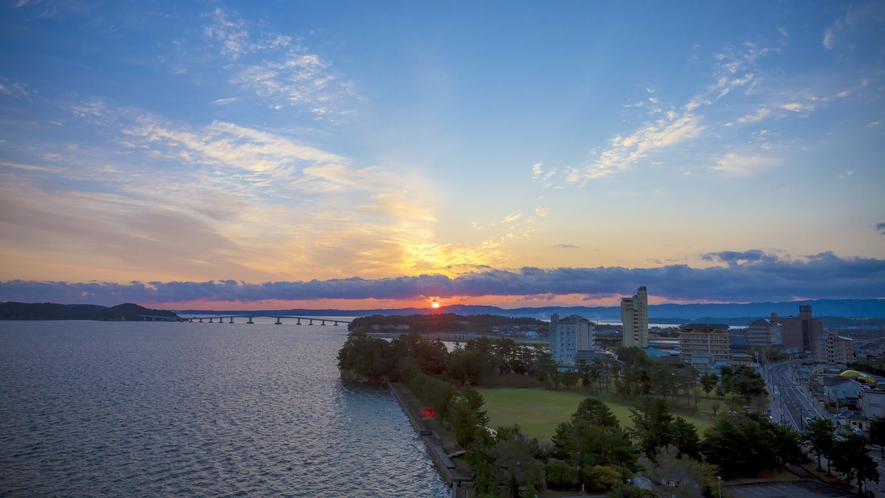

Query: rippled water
[0,320,449,497]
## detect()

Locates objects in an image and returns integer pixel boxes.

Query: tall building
[746,318,782,349]
[621,286,649,348]
[678,323,731,364]
[772,305,823,353]
[816,329,854,367]
[549,313,596,366]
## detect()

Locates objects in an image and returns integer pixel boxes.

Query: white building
[746,318,782,349]
[621,286,649,348]
[549,313,596,366]
[816,329,854,367]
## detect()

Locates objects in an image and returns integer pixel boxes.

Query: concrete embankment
[387,382,473,498]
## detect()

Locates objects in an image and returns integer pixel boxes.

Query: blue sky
[0,1,883,308]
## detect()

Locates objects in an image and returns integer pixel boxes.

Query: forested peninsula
[0,302,179,321]
[347,313,548,335]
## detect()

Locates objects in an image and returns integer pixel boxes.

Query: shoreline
[387,381,473,497]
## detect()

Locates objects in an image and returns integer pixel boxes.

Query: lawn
[477,387,718,442]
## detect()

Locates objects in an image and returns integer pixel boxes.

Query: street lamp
[717,475,721,497]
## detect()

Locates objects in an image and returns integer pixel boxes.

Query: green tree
[629,396,673,463]
[447,349,490,385]
[336,332,396,383]
[830,433,880,491]
[802,417,835,471]
[445,387,489,449]
[701,412,806,478]
[699,373,719,397]
[670,416,701,461]
[710,403,720,416]
[561,370,580,389]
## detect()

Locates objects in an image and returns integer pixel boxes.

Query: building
[746,318,782,349]
[771,305,823,353]
[859,386,885,419]
[549,313,596,366]
[678,323,730,364]
[816,329,854,367]
[821,376,863,404]
[621,286,649,348]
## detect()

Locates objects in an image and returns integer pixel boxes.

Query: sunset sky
[1,1,883,309]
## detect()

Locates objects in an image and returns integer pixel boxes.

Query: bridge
[169,314,351,326]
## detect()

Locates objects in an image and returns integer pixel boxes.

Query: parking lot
[728,479,861,498]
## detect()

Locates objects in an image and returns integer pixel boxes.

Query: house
[821,377,863,404]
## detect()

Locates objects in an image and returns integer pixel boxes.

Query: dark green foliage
[545,458,579,489]
[448,349,492,385]
[670,417,701,461]
[467,425,545,498]
[701,412,807,478]
[802,417,835,471]
[390,332,448,375]
[445,387,489,449]
[699,373,718,396]
[629,397,673,462]
[552,400,637,489]
[336,332,396,383]
[830,433,880,490]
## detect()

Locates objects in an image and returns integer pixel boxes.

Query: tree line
[347,313,548,336]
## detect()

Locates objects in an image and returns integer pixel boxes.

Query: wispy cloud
[709,153,776,176]
[877,223,885,235]
[203,8,356,119]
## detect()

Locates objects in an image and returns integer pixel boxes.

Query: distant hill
[0,302,179,321]
[176,298,885,321]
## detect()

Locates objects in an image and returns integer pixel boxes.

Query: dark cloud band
[1,251,882,305]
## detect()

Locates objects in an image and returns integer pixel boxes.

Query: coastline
[387,381,473,497]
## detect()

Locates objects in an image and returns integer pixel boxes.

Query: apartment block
[678,323,730,364]
[549,313,596,366]
[621,286,649,348]
[772,305,823,353]
[816,328,854,367]
[746,318,782,349]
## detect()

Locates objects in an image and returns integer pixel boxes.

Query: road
[766,361,825,432]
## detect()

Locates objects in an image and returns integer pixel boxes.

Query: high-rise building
[621,286,649,348]
[772,305,823,353]
[678,323,731,364]
[549,313,596,366]
[816,329,854,367]
[746,318,782,349]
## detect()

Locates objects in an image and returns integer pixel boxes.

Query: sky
[0,0,884,310]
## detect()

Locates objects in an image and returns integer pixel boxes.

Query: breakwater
[388,382,473,498]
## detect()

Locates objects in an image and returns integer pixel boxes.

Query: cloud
[568,112,704,183]
[878,223,885,234]
[554,244,579,249]
[2,251,882,305]
[823,28,835,49]
[203,8,356,118]
[709,153,776,175]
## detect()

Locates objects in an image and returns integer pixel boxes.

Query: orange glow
[431,301,440,309]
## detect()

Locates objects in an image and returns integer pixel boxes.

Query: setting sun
[431,301,440,309]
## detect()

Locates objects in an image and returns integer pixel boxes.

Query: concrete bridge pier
[229,317,234,324]
[296,318,301,325]
[247,317,254,324]
[218,318,223,324]
[275,317,282,325]
[308,319,314,325]
[208,318,213,323]
[321,320,326,326]
[334,321,339,326]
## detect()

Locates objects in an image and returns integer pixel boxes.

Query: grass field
[477,387,719,442]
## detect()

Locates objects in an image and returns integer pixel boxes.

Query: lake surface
[0,320,449,497]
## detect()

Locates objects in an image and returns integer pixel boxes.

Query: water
[0,320,449,497]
